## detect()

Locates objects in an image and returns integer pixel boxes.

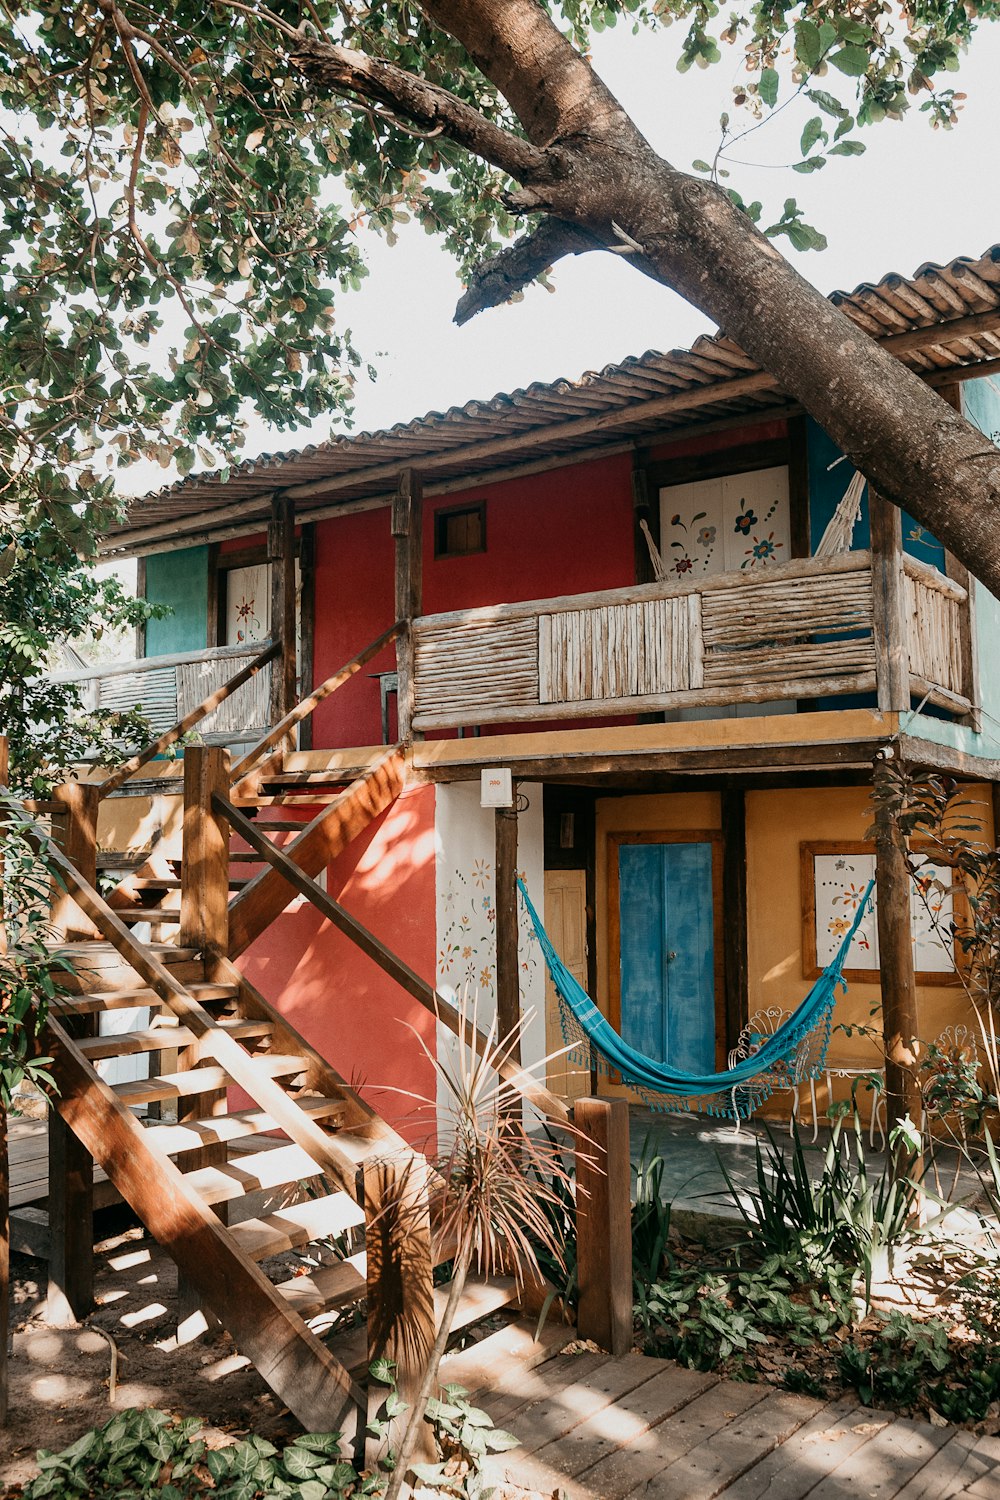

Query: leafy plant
[415,1383,520,1499]
[839,1309,1000,1422]
[631,1135,674,1296]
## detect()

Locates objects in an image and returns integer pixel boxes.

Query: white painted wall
[434,781,546,1133]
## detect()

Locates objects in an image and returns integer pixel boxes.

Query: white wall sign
[480,768,513,807]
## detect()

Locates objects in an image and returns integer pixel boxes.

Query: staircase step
[230,851,265,863]
[275,1253,368,1320]
[142,1097,347,1155]
[126,876,251,891]
[78,1018,272,1061]
[54,945,201,994]
[117,908,181,923]
[184,1143,325,1207]
[112,1054,308,1106]
[229,1191,366,1260]
[53,982,239,1016]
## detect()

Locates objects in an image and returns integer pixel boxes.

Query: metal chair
[728,1007,816,1136]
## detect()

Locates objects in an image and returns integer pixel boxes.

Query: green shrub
[839,1309,1000,1422]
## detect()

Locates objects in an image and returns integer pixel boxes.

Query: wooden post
[392,469,423,743]
[721,789,748,1054]
[494,803,521,1065]
[631,452,656,585]
[574,1096,632,1356]
[180,746,231,957]
[873,754,922,1176]
[870,490,910,714]
[364,1154,436,1470]
[50,781,99,940]
[46,1073,95,1326]
[268,493,297,740]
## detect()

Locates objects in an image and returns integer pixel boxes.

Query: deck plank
[893,1431,1000,1500]
[806,1416,952,1500]
[717,1401,883,1500]
[644,1389,818,1500]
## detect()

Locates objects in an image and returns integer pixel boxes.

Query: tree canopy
[2,0,1000,586]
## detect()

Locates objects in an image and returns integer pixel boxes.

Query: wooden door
[613,838,719,1074]
[543,870,591,1101]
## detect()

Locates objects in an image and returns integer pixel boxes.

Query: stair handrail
[216,792,572,1128]
[99,638,281,800]
[230,623,404,792]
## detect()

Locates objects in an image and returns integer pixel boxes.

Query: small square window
[434,502,486,559]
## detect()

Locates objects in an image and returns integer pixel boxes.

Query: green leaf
[829,140,866,155]
[792,157,826,172]
[794,19,823,69]
[830,46,871,77]
[369,1357,397,1385]
[800,117,827,156]
[759,68,779,108]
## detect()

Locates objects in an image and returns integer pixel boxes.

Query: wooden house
[32,244,1000,1435]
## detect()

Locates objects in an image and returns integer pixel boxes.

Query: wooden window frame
[433,501,487,560]
[607,829,727,1071]
[800,839,964,986]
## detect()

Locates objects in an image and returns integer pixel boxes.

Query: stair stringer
[227,746,406,958]
[45,1012,366,1436]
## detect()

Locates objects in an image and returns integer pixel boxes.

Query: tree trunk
[295,4,1000,599]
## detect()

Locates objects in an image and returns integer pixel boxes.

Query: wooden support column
[50,781,99,940]
[47,775,98,1324]
[364,1154,436,1470]
[873,754,922,1175]
[180,746,231,957]
[870,490,910,714]
[574,1097,632,1357]
[494,802,521,1068]
[268,493,297,740]
[392,469,423,743]
[631,451,656,585]
[177,745,232,1338]
[721,789,748,1053]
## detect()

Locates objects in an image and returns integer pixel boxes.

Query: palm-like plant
[382,993,578,1500]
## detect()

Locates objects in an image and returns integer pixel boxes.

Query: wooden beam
[298,524,316,751]
[269,494,297,734]
[392,469,423,743]
[721,789,748,1053]
[494,805,520,1072]
[181,746,231,956]
[873,755,922,1174]
[870,491,910,714]
[227,747,406,957]
[0,736,8,1422]
[134,556,147,660]
[218,796,571,1126]
[574,1097,632,1357]
[364,1156,437,1470]
[50,781,99,940]
[46,1052,95,1327]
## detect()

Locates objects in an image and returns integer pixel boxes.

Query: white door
[659,465,791,579]
[543,869,591,1101]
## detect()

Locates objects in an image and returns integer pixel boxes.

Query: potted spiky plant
[381,993,578,1500]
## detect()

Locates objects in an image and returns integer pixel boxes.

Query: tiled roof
[103,245,1000,556]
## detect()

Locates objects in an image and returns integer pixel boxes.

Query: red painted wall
[240,419,790,748]
[235,783,438,1152]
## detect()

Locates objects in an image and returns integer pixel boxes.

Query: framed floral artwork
[659,465,790,579]
[800,842,961,985]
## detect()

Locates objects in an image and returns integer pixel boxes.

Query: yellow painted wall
[593,783,993,1121]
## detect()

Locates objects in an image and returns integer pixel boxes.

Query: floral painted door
[658,465,791,580]
[225,563,271,646]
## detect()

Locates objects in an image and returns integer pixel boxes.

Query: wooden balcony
[411,551,973,733]
[49,641,273,744]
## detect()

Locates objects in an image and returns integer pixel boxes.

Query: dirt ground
[0,1207,311,1493]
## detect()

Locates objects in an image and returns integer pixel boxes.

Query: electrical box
[480,768,513,808]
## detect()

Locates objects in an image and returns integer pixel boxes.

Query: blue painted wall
[806,418,946,570]
[907,375,1000,759]
[144,546,210,657]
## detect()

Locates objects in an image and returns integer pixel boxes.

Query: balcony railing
[411,551,972,732]
[49,642,273,744]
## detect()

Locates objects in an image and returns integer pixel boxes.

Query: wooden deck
[9,1118,115,1212]
[443,1326,1000,1499]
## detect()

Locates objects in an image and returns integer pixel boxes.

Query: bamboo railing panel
[904,564,966,700]
[411,553,886,730]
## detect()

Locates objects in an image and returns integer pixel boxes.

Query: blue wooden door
[618,841,716,1073]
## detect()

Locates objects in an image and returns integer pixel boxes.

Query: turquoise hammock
[518,876,876,1119]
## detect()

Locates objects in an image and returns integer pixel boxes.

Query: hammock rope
[518,876,875,1119]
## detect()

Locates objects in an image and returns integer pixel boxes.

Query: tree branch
[290,33,547,182]
[454,217,605,325]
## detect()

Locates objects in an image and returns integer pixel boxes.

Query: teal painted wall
[806,418,946,570]
[144,546,210,657]
[906,376,1000,760]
